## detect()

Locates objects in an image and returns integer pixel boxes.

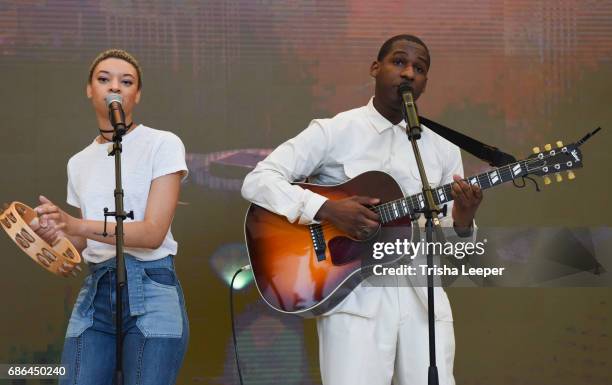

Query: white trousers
[317,286,455,385]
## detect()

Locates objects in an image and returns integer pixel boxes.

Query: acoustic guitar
[245,137,590,317]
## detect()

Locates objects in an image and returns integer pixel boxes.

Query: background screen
[0,1,611,384]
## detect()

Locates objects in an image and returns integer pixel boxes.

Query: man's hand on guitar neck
[450,175,483,236]
[315,196,380,240]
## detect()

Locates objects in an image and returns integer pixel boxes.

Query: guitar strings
[365,153,564,223]
[314,150,572,233]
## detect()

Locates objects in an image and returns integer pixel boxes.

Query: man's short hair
[88,49,142,90]
[377,34,430,67]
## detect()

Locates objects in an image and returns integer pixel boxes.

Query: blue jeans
[60,255,189,385]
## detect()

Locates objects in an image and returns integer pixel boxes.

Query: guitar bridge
[309,224,326,261]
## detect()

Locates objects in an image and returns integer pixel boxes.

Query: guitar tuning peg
[532,146,541,154]
[567,171,575,180]
[544,176,552,185]
[555,173,563,183]
[544,143,552,151]
[556,140,564,148]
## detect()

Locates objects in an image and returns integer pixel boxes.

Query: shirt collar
[366,97,407,134]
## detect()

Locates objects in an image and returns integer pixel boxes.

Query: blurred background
[0,0,611,384]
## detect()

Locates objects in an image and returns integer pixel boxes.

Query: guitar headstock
[526,140,583,184]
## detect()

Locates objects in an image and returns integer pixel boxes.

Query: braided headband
[0,202,82,277]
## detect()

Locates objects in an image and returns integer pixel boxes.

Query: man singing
[242,34,482,385]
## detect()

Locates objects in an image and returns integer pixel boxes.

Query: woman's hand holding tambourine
[34,195,80,242]
[0,197,82,277]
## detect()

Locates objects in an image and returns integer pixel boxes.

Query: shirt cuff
[453,220,474,238]
[299,191,328,225]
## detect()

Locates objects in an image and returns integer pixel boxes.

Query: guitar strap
[419,116,517,167]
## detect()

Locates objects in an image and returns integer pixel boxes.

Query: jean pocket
[137,270,183,338]
[144,268,177,287]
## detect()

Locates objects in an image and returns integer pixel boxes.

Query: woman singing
[34,49,189,384]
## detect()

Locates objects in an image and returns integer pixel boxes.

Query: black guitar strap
[419,116,517,167]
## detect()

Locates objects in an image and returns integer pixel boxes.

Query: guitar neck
[373,160,530,224]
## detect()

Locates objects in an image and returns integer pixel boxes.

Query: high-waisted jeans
[60,255,189,385]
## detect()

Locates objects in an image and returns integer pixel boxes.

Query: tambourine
[0,201,82,277]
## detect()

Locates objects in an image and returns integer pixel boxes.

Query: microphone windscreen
[105,93,123,106]
[398,82,413,95]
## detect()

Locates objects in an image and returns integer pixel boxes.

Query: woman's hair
[88,49,143,90]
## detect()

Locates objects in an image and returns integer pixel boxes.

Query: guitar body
[244,171,415,318]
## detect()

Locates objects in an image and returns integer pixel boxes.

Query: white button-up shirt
[242,97,463,228]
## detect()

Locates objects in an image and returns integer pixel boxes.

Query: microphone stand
[401,88,446,385]
[103,118,134,385]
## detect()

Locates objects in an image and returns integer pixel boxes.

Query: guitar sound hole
[329,236,369,265]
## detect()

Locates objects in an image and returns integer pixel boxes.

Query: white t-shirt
[67,124,188,263]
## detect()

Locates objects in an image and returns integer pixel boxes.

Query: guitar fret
[381,203,390,223]
[469,176,480,187]
[521,160,529,175]
[478,173,490,189]
[444,185,453,203]
[401,200,409,217]
[432,191,441,206]
[391,202,399,219]
[499,165,511,182]
[405,197,416,214]
[436,186,447,203]
[417,194,425,209]
[384,203,393,222]
[407,197,415,212]
[502,165,511,180]
[380,204,390,223]
[513,162,525,178]
[410,195,418,209]
[488,170,500,185]
[504,167,511,180]
[496,167,506,182]
[376,197,421,225]
[385,203,393,221]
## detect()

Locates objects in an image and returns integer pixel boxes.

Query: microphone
[398,83,421,139]
[105,93,126,132]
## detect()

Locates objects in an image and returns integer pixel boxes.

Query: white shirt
[242,97,463,227]
[67,124,188,263]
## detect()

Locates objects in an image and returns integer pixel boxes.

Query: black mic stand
[102,117,134,385]
[401,90,446,385]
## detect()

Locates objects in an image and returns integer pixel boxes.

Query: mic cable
[230,264,251,385]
